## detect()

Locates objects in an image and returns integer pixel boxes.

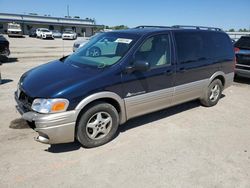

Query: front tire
[200,79,223,107]
[77,102,119,148]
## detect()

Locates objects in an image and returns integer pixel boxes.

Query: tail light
[234,47,240,53]
[233,48,239,71]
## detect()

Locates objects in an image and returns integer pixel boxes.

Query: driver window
[135,34,171,68]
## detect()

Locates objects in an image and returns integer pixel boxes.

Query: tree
[228,29,235,32]
[108,25,129,30]
[238,28,248,32]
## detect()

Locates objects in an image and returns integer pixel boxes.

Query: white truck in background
[7,23,23,37]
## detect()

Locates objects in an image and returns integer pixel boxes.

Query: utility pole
[67,5,70,17]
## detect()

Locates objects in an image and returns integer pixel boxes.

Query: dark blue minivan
[15,25,235,148]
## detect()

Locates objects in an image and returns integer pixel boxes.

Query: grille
[11,31,20,34]
[18,91,33,111]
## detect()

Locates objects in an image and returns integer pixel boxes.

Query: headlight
[31,98,69,114]
[79,43,85,48]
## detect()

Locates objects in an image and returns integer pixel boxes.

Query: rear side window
[174,31,233,64]
[235,37,250,49]
[209,32,234,59]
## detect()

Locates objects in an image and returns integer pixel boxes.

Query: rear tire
[200,79,223,107]
[77,102,119,148]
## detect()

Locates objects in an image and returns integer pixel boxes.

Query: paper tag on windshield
[115,38,132,44]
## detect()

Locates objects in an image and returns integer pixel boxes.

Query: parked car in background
[234,36,250,78]
[0,61,1,84]
[52,30,62,38]
[62,30,77,40]
[0,34,10,62]
[29,28,37,38]
[73,32,102,52]
[36,28,54,39]
[0,34,10,84]
[15,25,235,148]
[7,22,23,37]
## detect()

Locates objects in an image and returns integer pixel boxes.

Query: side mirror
[134,60,150,72]
[125,60,150,73]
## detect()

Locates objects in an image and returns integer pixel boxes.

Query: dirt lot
[0,36,250,188]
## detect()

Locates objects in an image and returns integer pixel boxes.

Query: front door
[122,33,175,119]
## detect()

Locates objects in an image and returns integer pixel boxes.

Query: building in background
[0,13,104,37]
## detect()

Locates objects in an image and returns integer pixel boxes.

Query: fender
[75,91,127,124]
[200,71,234,100]
[209,71,226,83]
[209,71,234,89]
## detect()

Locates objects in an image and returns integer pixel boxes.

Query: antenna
[62,34,65,57]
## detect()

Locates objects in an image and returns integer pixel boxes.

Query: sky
[0,0,249,30]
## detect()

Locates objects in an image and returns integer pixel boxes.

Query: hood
[74,39,89,45]
[63,33,74,35]
[42,31,52,34]
[20,60,102,98]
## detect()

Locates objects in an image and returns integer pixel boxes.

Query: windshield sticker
[115,38,132,44]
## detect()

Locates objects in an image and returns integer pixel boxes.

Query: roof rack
[172,25,222,31]
[135,25,171,29]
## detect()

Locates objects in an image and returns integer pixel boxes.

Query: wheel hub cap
[209,84,220,102]
[86,112,112,140]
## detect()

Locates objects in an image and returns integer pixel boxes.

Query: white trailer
[7,23,23,37]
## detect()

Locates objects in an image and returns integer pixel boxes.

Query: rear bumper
[15,94,76,144]
[8,33,22,37]
[235,68,250,78]
[235,63,250,78]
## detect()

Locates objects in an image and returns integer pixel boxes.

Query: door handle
[165,70,174,75]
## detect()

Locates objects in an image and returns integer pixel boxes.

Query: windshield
[64,32,138,68]
[235,36,250,49]
[41,29,50,32]
[8,25,20,29]
[64,31,74,34]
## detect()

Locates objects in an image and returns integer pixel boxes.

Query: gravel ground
[0,36,250,188]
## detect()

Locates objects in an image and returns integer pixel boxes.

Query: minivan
[15,25,235,148]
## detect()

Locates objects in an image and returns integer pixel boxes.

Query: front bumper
[0,48,10,57]
[63,35,74,39]
[42,34,54,39]
[15,94,76,144]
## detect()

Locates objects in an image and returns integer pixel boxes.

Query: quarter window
[135,34,171,68]
[175,31,233,64]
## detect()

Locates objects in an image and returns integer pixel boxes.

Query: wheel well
[75,98,121,127]
[213,75,225,87]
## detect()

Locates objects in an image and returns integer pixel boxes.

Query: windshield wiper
[97,62,107,69]
[59,55,69,62]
